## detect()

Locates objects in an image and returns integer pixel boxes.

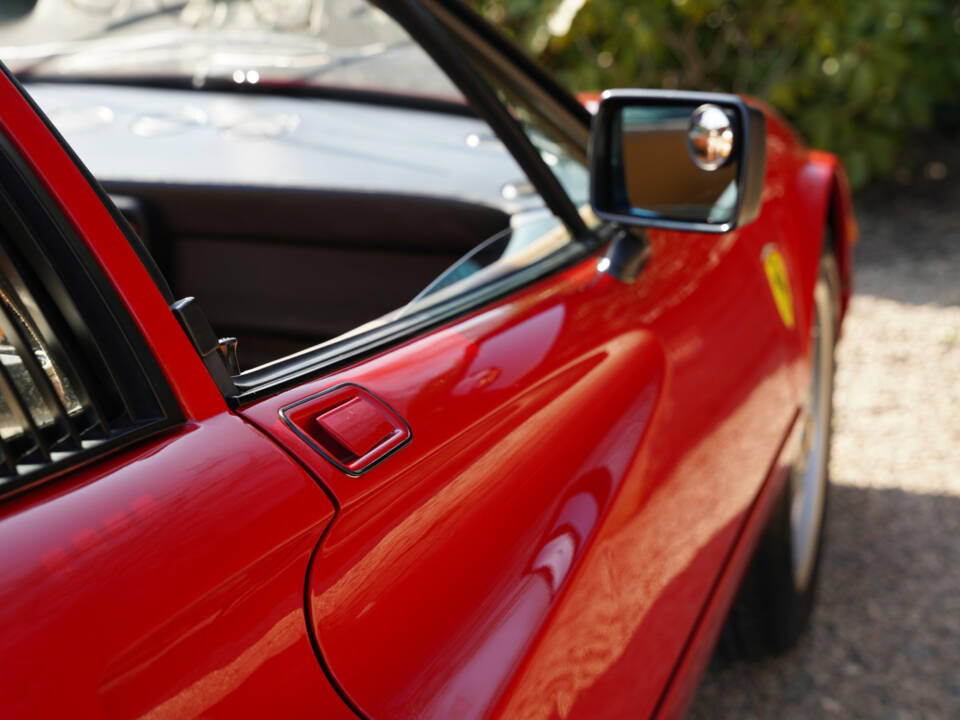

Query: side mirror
[589,90,766,233]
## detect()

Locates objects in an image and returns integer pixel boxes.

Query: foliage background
[472,0,960,187]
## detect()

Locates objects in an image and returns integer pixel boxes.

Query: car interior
[3,0,590,374]
[15,83,548,374]
[106,181,515,370]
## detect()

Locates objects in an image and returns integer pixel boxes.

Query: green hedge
[473,0,960,186]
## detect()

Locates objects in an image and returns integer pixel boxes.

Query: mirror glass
[612,104,739,225]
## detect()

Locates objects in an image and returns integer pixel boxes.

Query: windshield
[0,0,463,101]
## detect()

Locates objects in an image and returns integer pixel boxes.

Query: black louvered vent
[0,133,180,498]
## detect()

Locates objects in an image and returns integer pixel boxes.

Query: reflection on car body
[0,0,856,717]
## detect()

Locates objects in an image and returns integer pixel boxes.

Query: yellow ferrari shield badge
[762,245,795,329]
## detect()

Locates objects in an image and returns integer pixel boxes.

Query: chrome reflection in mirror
[589,90,766,233]
[687,104,735,171]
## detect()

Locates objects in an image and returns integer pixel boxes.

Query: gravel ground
[687,177,960,719]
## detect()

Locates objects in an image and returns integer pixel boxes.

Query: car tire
[720,249,839,658]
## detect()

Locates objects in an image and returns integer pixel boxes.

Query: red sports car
[0,0,855,717]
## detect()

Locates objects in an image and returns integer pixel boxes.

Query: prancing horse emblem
[761,244,795,329]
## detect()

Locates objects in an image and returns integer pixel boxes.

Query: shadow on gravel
[688,481,960,719]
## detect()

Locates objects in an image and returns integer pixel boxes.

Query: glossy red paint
[654,408,804,719]
[0,48,858,720]
[0,72,224,421]
[812,149,858,319]
[238,104,845,719]
[0,414,353,718]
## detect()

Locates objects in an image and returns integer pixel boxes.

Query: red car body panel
[0,414,351,718]
[237,107,846,720]
[0,73,352,717]
[0,35,858,720]
[654,410,804,719]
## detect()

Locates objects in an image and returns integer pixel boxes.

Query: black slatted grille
[0,127,180,499]
[0,226,165,492]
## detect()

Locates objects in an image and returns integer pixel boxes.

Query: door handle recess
[280,383,411,476]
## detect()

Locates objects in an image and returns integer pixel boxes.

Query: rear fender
[798,151,857,326]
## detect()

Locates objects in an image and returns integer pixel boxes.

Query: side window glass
[0,0,587,376]
[473,68,595,221]
[506,105,591,209]
[396,209,571,318]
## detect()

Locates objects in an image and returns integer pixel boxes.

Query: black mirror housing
[589,90,766,234]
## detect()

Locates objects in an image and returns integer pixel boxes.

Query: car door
[230,8,802,720]
[0,7,802,720]
[0,67,356,718]
[238,231,799,720]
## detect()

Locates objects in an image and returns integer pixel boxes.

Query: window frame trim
[227,0,605,405]
[231,239,594,403]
